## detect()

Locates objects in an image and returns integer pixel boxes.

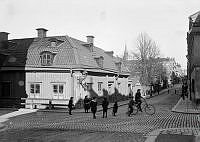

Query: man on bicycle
[135,89,143,112]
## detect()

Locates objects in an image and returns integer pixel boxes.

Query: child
[112,101,118,116]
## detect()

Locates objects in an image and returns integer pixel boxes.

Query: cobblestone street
[0,88,200,142]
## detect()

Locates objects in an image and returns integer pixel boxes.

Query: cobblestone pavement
[0,87,200,142]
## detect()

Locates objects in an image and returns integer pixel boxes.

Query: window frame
[51,83,65,99]
[30,83,41,94]
[98,82,103,92]
[41,52,54,66]
[87,83,93,91]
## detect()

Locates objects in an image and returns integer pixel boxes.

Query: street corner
[144,129,162,142]
[145,128,199,142]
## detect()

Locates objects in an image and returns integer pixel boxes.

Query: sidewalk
[172,97,200,114]
[146,96,200,142]
[0,109,38,131]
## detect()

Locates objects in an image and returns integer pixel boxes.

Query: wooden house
[0,28,130,108]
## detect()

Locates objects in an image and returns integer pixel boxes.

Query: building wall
[25,71,129,108]
[193,36,200,57]
[191,67,200,101]
[0,70,26,107]
[85,75,129,97]
[26,72,72,99]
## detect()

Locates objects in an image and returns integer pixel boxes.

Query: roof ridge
[189,11,200,18]
[65,35,77,49]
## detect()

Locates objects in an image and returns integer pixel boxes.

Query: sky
[1,0,200,69]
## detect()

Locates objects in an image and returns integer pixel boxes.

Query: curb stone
[145,128,200,142]
[145,129,162,142]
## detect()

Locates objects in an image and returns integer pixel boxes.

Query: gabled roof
[0,34,130,75]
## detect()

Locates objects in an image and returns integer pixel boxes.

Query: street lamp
[78,70,88,91]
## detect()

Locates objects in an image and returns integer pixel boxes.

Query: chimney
[36,28,48,38]
[86,35,94,52]
[86,35,94,45]
[0,32,9,42]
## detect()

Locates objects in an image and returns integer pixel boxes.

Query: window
[98,82,103,92]
[59,85,63,93]
[95,56,104,68]
[30,83,40,94]
[53,84,64,94]
[87,83,93,91]
[53,85,58,93]
[41,52,53,66]
[52,83,65,99]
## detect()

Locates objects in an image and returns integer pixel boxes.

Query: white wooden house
[0,28,130,108]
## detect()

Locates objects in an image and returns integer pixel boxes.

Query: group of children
[83,96,119,119]
[69,89,142,119]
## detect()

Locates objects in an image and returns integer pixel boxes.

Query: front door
[52,83,65,99]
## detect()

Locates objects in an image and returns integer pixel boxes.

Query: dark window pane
[53,85,58,93]
[30,84,34,93]
[35,84,40,93]
[59,85,63,93]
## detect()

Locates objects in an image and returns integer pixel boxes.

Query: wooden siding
[26,72,72,100]
[25,71,129,106]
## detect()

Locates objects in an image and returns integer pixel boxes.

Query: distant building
[0,28,130,108]
[123,55,183,85]
[187,11,200,103]
[161,58,184,84]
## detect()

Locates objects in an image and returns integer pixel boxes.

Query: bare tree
[132,32,161,85]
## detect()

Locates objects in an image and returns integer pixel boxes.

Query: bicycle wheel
[132,105,138,115]
[144,104,155,115]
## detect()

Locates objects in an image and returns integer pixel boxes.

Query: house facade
[187,11,200,103]
[0,28,130,108]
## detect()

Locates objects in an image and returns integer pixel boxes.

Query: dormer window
[40,52,54,66]
[95,56,104,68]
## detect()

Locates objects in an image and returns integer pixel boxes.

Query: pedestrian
[181,84,185,100]
[185,83,188,98]
[90,97,97,119]
[135,89,143,112]
[112,101,118,116]
[128,96,134,116]
[84,95,90,113]
[102,97,109,118]
[68,97,74,115]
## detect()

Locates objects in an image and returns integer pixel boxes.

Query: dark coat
[135,92,141,102]
[90,100,97,113]
[84,98,90,109]
[102,99,109,110]
[113,103,118,113]
[128,99,135,108]
[68,99,74,109]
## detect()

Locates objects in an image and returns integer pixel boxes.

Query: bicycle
[127,97,156,116]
